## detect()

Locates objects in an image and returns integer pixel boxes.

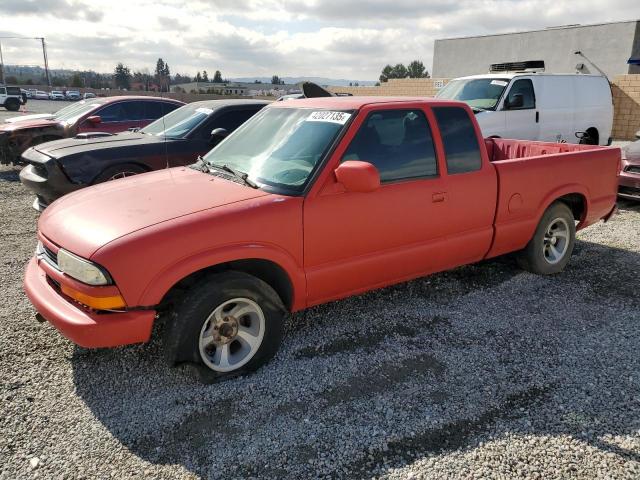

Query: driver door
[303,106,451,306]
[500,78,540,140]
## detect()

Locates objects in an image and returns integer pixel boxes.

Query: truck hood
[0,118,61,132]
[39,167,270,258]
[4,113,55,124]
[35,131,166,159]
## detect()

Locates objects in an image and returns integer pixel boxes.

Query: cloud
[0,0,635,80]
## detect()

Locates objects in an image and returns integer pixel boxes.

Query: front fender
[137,242,307,311]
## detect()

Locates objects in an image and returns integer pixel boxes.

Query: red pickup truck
[24,97,620,381]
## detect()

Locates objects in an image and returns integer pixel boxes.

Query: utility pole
[0,40,4,84]
[41,38,51,87]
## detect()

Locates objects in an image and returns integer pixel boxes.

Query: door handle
[432,192,447,203]
[535,111,539,123]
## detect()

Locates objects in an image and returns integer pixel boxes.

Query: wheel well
[160,258,294,312]
[556,193,586,222]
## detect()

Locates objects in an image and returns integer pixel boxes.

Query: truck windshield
[142,103,211,138]
[202,107,352,192]
[436,78,509,110]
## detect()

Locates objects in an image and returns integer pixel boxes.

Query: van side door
[500,77,539,140]
[536,76,576,143]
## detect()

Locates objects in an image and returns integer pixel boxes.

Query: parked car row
[14,91,624,382]
[24,88,93,100]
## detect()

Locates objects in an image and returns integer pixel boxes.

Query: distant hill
[230,76,377,87]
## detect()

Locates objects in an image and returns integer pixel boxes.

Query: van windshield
[436,78,509,110]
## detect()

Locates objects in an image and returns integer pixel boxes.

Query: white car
[83,92,96,99]
[49,91,65,100]
[436,69,613,145]
[65,90,81,100]
[34,91,49,100]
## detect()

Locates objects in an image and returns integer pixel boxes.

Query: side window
[341,109,438,183]
[433,107,482,174]
[212,108,260,132]
[506,79,535,109]
[0,87,6,95]
[144,101,179,120]
[95,103,127,122]
[121,101,146,121]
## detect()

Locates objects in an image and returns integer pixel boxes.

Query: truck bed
[484,138,620,258]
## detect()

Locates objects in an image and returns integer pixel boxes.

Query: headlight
[57,249,112,286]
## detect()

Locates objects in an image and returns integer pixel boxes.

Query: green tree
[271,75,281,85]
[202,70,209,82]
[379,64,393,83]
[392,63,408,79]
[407,60,429,78]
[5,75,18,84]
[213,70,223,83]
[194,71,202,82]
[114,63,132,89]
[70,74,83,87]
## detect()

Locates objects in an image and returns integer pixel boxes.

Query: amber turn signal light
[60,284,127,310]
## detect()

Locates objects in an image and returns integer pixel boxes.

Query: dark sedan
[0,96,183,165]
[19,99,270,210]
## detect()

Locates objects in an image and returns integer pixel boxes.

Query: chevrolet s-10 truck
[23,97,620,381]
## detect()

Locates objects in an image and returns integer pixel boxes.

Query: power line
[0,36,50,86]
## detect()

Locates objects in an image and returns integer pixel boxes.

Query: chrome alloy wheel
[542,217,570,264]
[198,298,265,372]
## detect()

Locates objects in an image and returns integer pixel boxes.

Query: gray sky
[1,0,638,80]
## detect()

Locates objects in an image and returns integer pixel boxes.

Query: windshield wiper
[210,163,259,189]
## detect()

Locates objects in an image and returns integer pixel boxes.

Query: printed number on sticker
[307,111,351,125]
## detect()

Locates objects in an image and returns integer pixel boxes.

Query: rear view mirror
[86,115,101,125]
[334,161,380,193]
[505,93,524,109]
[211,128,229,141]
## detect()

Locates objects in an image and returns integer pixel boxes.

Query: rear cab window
[341,109,438,182]
[432,106,483,174]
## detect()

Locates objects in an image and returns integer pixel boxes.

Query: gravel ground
[0,163,639,480]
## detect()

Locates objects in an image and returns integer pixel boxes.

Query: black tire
[579,128,599,145]
[4,98,20,111]
[165,271,286,383]
[517,202,576,275]
[93,163,146,184]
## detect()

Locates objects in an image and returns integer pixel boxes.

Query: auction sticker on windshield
[307,111,351,125]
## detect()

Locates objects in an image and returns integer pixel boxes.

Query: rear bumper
[23,257,155,348]
[19,148,81,210]
[618,171,640,201]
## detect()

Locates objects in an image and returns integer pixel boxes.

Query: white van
[435,73,613,145]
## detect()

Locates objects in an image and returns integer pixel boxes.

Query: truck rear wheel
[518,202,576,275]
[165,271,286,383]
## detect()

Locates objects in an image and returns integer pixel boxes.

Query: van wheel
[93,163,146,183]
[4,98,20,111]
[165,271,286,383]
[517,202,576,275]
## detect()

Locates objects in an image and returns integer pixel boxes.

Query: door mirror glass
[335,160,380,193]
[211,127,229,141]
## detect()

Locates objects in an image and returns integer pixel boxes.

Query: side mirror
[334,161,380,193]
[86,115,101,125]
[505,93,524,109]
[636,130,640,140]
[211,128,229,141]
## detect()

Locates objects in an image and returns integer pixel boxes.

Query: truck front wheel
[4,98,20,111]
[165,271,286,382]
[518,202,576,275]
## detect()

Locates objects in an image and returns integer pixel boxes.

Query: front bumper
[19,148,82,210]
[619,170,640,201]
[24,257,155,348]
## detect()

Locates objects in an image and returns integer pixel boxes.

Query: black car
[19,99,270,210]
